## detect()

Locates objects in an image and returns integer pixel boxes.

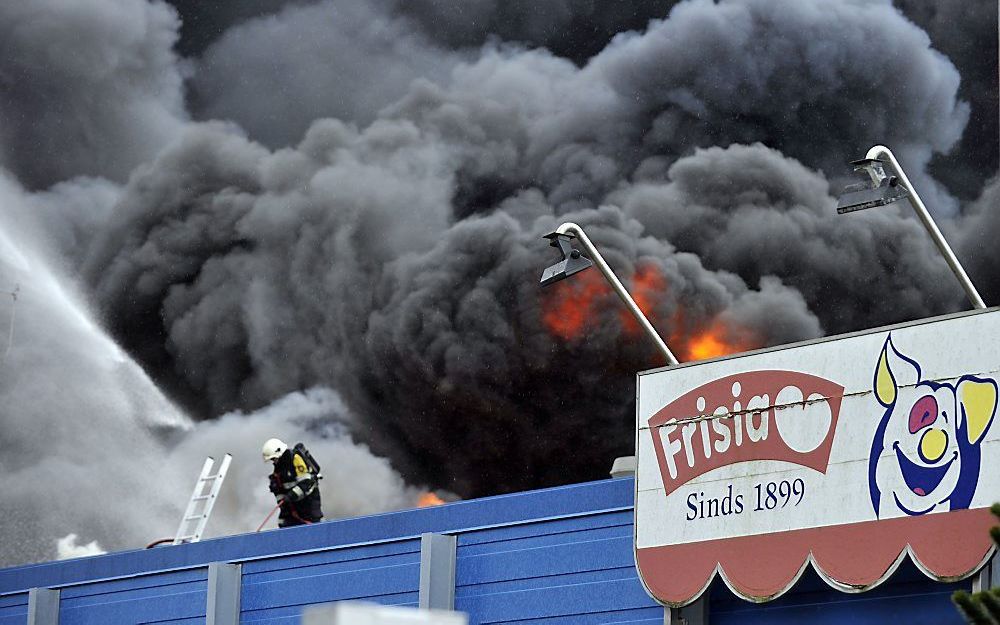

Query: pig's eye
[909,395,939,433]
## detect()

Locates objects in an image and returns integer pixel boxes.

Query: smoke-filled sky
[0,0,997,566]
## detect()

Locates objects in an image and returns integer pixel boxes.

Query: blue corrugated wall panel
[0,479,631,595]
[455,508,659,624]
[240,538,421,623]
[0,477,976,624]
[0,593,27,625]
[59,568,207,625]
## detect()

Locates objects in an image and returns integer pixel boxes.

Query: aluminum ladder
[172,454,232,545]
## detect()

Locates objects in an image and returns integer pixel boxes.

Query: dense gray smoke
[80,120,823,494]
[895,0,999,199]
[337,206,822,493]
[588,0,967,214]
[390,0,673,63]
[0,0,187,188]
[182,0,976,214]
[74,0,985,495]
[960,174,1000,306]
[612,143,966,334]
[83,119,457,414]
[164,387,423,537]
[0,174,419,566]
[166,0,674,61]
[0,0,996,566]
[189,2,466,148]
[165,0,304,56]
[366,0,967,221]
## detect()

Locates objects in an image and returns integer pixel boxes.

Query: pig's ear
[874,335,920,407]
[958,377,998,445]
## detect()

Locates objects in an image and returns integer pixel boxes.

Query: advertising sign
[635,309,1000,606]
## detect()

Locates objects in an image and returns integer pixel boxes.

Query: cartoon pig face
[869,336,998,517]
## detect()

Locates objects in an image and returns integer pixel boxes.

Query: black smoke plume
[0,0,995,565]
[83,0,979,495]
[895,0,999,200]
[0,0,187,188]
[81,120,822,493]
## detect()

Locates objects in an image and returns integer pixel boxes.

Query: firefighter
[261,438,323,527]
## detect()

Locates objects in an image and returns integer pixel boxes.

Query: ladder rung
[174,454,232,546]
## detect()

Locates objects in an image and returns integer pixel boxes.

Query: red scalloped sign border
[636,508,994,605]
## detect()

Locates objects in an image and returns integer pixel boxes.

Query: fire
[621,264,665,335]
[541,270,609,339]
[542,264,667,340]
[417,492,445,508]
[540,262,759,360]
[684,323,757,361]
[687,332,730,360]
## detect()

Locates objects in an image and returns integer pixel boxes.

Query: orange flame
[621,264,665,334]
[417,492,445,508]
[687,332,730,360]
[684,322,757,361]
[541,270,609,339]
[541,263,760,360]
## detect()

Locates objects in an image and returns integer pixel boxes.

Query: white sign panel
[635,309,1000,605]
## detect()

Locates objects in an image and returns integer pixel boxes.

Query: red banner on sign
[648,371,843,495]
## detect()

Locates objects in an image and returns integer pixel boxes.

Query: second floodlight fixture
[540,232,594,286]
[836,158,909,214]
[835,145,986,310]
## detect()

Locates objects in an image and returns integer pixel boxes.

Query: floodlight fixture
[540,232,594,286]
[837,145,986,310]
[539,222,679,365]
[836,159,908,214]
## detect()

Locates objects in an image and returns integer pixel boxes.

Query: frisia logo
[648,371,844,495]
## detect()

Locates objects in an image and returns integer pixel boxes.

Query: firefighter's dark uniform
[269,448,323,527]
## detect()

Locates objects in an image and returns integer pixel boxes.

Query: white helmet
[262,438,287,462]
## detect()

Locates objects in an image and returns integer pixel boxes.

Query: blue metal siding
[240,538,421,623]
[457,510,633,553]
[455,509,658,624]
[0,478,975,624]
[0,593,26,625]
[458,577,658,624]
[58,569,207,625]
[0,479,631,595]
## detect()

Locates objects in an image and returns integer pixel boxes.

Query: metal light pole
[540,222,680,365]
[837,145,987,310]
